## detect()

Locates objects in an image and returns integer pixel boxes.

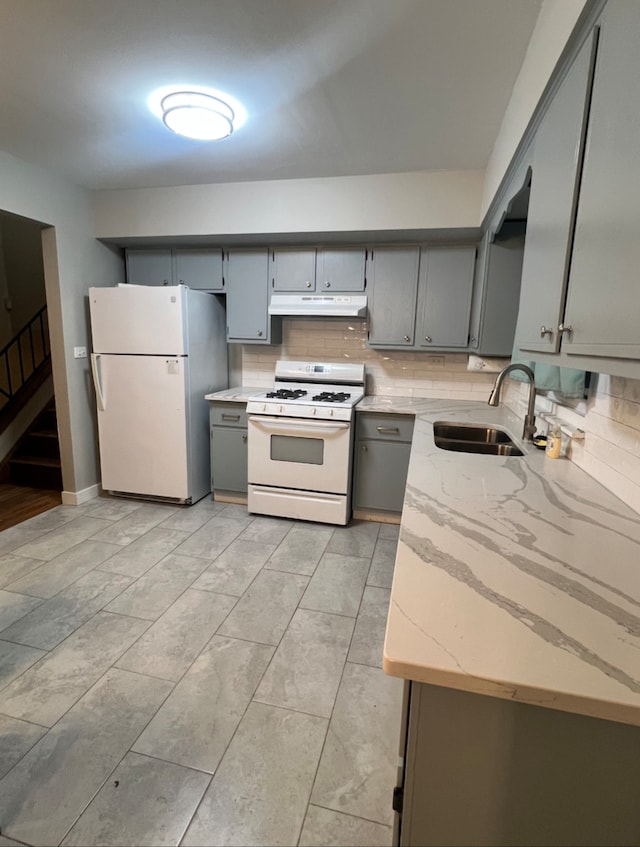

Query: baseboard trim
[352,508,401,525]
[61,483,102,506]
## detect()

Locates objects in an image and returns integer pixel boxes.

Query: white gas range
[246,361,365,525]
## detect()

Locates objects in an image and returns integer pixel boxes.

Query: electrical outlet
[73,346,87,359]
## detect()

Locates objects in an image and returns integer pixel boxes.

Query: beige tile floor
[0,495,403,847]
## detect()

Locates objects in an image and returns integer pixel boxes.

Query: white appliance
[268,294,367,317]
[89,284,227,503]
[246,360,365,525]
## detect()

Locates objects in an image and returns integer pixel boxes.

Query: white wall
[481,0,588,217]
[0,150,124,497]
[93,170,485,238]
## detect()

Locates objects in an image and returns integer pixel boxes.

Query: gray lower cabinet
[226,249,281,344]
[125,248,224,290]
[353,412,414,513]
[210,402,248,495]
[397,681,640,846]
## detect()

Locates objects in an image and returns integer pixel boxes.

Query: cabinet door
[175,249,224,291]
[354,439,411,512]
[125,250,173,286]
[316,248,366,292]
[211,427,248,493]
[416,246,475,348]
[226,250,270,342]
[516,32,597,353]
[563,2,640,359]
[271,248,316,291]
[367,247,420,347]
[469,233,524,356]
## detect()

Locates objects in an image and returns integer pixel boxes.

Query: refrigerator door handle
[90,353,106,411]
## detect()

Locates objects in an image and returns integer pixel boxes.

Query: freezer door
[89,286,187,355]
[92,354,190,500]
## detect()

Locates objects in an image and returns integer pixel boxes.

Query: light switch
[73,346,87,359]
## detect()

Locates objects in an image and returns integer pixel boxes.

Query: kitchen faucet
[488,363,537,441]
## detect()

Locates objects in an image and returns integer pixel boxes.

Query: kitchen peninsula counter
[380,398,640,729]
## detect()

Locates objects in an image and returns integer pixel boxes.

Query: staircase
[8,400,62,490]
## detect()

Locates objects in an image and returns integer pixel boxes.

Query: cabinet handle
[424,336,432,343]
[540,325,554,337]
[306,281,312,288]
[376,426,400,434]
[222,414,241,421]
[324,281,331,288]
[558,323,573,335]
[257,330,263,337]
[403,335,410,342]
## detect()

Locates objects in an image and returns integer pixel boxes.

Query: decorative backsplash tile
[240,318,497,399]
[505,374,640,515]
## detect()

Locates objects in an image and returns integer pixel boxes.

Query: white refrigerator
[89,284,227,504]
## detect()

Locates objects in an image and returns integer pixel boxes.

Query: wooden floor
[0,483,62,532]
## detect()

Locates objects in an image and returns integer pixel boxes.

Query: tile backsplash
[505,374,640,515]
[240,318,498,399]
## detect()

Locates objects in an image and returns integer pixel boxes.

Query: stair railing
[0,305,50,409]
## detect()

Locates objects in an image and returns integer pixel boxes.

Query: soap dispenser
[546,424,562,459]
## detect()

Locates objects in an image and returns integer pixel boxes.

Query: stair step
[9,456,62,490]
[19,431,61,459]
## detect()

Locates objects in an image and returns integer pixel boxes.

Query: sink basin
[433,422,524,457]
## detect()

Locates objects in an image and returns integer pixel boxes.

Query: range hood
[268,294,367,318]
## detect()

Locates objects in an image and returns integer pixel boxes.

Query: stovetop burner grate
[265,389,308,400]
[311,391,352,403]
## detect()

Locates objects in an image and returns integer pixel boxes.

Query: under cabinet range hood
[268,294,367,318]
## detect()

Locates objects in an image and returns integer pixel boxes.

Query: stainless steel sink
[433,422,524,457]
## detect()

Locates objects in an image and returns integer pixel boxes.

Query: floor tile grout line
[54,668,179,847]
[307,799,396,830]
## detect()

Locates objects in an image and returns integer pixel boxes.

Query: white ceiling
[0,0,541,191]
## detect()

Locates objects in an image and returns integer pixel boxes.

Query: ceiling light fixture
[159,90,236,141]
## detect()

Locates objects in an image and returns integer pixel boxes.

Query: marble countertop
[382,398,640,728]
[205,386,264,403]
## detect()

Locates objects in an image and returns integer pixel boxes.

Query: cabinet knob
[306,281,312,288]
[257,330,263,337]
[558,323,573,334]
[162,280,170,286]
[403,335,410,342]
[424,336,432,343]
[362,444,368,452]
[179,279,184,284]
[242,434,247,443]
[540,325,554,337]
[324,281,331,288]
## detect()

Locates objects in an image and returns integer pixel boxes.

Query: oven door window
[270,435,324,465]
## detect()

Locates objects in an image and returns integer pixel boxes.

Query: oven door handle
[248,415,350,435]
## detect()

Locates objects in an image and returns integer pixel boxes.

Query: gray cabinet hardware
[558,323,573,334]
[424,335,432,342]
[376,426,400,434]
[404,335,411,342]
[222,413,241,422]
[540,325,554,337]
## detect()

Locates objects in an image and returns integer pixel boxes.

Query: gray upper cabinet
[469,231,524,357]
[226,249,277,344]
[516,31,597,355]
[125,249,173,286]
[175,249,224,291]
[271,247,366,292]
[316,248,366,292]
[561,1,640,360]
[125,248,224,290]
[416,246,475,349]
[271,248,316,291]
[367,247,420,347]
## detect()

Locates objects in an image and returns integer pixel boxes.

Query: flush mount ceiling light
[160,91,235,141]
